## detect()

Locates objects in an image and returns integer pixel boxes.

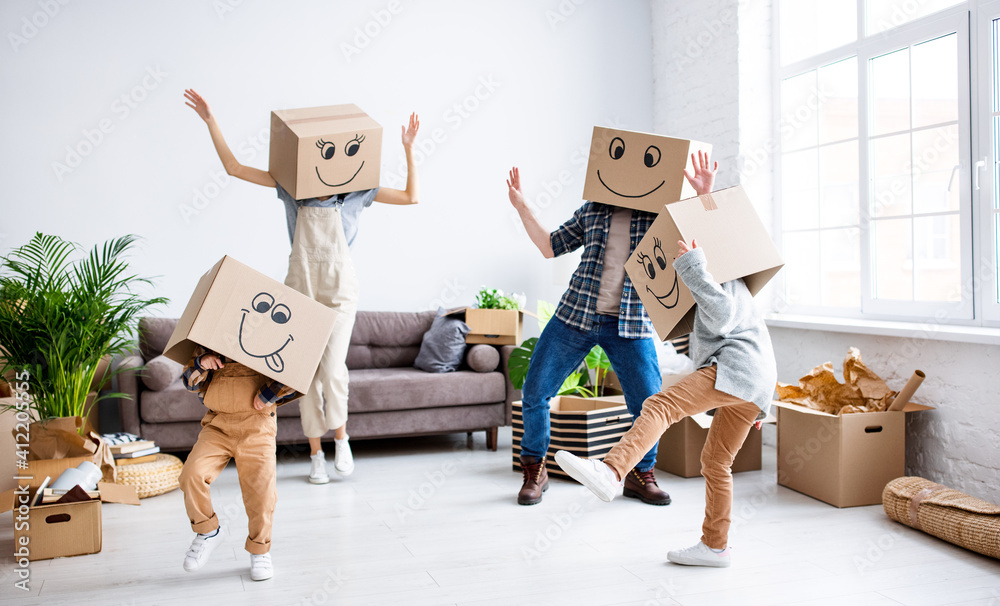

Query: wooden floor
[2,428,999,605]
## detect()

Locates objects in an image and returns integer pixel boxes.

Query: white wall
[651,0,1000,503]
[1,0,653,338]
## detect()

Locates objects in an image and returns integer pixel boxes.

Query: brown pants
[179,366,278,555]
[604,366,760,549]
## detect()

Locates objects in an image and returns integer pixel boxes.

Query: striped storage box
[512,395,633,479]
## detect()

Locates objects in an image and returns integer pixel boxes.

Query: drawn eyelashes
[316,134,364,160]
[637,238,670,280]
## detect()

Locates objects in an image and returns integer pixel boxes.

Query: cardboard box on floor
[625,185,784,341]
[512,395,632,479]
[582,127,712,214]
[445,308,537,346]
[774,399,934,508]
[1,483,138,561]
[269,103,382,200]
[162,256,338,395]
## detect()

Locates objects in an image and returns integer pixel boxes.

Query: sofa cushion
[141,354,184,391]
[466,344,500,373]
[347,310,436,370]
[139,317,179,361]
[414,310,470,373]
[347,367,505,413]
[140,382,206,423]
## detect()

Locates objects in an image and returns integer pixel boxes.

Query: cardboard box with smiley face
[581,127,712,214]
[625,186,784,341]
[163,256,338,395]
[269,103,383,200]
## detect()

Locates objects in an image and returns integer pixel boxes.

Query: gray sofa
[116,311,518,452]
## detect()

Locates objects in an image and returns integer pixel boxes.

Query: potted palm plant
[0,233,166,462]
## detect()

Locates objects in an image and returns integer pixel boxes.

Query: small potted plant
[0,233,166,465]
[464,286,529,345]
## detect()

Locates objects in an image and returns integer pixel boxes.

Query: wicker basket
[115,453,184,499]
[883,476,1000,560]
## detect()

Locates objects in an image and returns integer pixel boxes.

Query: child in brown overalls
[178,346,297,581]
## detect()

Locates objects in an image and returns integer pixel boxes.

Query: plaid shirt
[550,202,657,339]
[181,346,297,407]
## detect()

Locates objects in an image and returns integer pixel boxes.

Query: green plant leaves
[508,337,537,389]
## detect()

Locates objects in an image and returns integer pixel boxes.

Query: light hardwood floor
[2,428,998,605]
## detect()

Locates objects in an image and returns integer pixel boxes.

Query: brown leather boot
[622,467,672,505]
[518,455,549,505]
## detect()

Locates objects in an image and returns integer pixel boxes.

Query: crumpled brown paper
[22,416,117,482]
[776,347,897,415]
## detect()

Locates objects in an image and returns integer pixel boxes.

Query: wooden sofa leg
[486,427,498,451]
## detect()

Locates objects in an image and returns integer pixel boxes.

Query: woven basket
[883,476,1000,560]
[115,453,184,499]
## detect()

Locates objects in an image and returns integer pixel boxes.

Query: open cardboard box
[774,399,934,508]
[512,395,633,479]
[626,186,783,341]
[1,482,138,561]
[163,256,338,395]
[655,410,775,478]
[445,308,536,346]
[581,127,712,214]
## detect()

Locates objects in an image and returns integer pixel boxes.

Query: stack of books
[104,433,160,465]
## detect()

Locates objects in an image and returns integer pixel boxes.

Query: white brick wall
[650,0,1000,504]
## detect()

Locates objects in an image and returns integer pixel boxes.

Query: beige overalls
[283,205,359,438]
[179,362,279,555]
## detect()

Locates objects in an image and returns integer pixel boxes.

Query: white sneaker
[183,526,223,572]
[554,450,621,503]
[333,436,354,477]
[250,553,274,581]
[309,451,330,484]
[667,541,732,568]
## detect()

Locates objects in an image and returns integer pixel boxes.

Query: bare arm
[507,167,554,258]
[184,89,276,188]
[374,112,420,205]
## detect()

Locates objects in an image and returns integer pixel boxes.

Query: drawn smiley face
[239,292,294,373]
[635,237,680,309]
[313,133,367,189]
[597,135,665,199]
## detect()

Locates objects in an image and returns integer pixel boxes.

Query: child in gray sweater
[556,237,777,569]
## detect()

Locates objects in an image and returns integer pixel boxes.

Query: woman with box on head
[554,159,776,568]
[184,89,420,484]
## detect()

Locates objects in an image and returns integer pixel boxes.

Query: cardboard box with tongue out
[162,256,338,396]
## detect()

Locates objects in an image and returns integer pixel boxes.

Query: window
[775,1,998,327]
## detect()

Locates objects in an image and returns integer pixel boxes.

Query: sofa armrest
[500,345,519,426]
[114,354,144,436]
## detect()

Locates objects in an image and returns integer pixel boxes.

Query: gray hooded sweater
[673,247,777,413]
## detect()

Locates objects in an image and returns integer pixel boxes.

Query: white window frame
[977,0,1000,322]
[771,1,1000,330]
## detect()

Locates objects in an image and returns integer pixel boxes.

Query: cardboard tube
[888,370,925,411]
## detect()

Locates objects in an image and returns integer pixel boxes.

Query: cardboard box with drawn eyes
[269,103,383,201]
[625,186,784,341]
[163,256,338,395]
[581,126,712,214]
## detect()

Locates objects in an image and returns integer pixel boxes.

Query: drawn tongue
[265,353,284,373]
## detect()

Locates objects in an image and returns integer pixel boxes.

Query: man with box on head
[185,89,420,484]
[505,126,714,506]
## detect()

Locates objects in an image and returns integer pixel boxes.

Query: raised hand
[401,112,420,149]
[184,89,214,122]
[506,167,526,210]
[683,150,718,196]
[677,238,698,258]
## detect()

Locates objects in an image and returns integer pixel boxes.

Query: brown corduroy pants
[603,366,761,549]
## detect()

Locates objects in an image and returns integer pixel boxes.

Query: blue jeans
[520,315,662,471]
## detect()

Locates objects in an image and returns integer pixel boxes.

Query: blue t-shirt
[276,183,379,249]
